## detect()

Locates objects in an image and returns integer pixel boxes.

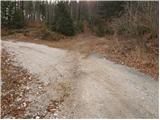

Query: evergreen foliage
[52,2,75,36]
[11,9,24,29]
[1,1,24,29]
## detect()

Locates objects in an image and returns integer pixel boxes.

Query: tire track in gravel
[2,40,158,119]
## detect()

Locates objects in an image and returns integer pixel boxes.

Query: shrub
[93,18,105,37]
[39,28,64,41]
[74,21,84,33]
[105,26,114,35]
[95,24,105,37]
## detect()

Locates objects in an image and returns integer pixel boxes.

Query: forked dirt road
[2,40,158,118]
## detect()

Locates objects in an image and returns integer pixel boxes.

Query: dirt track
[2,40,159,118]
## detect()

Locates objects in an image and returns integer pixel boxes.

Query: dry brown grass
[25,21,46,29]
[83,35,159,79]
[2,30,158,79]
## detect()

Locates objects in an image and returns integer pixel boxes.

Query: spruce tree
[52,2,75,36]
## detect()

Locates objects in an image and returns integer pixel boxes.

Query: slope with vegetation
[1,1,158,79]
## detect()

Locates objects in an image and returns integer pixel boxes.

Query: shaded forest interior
[1,1,159,78]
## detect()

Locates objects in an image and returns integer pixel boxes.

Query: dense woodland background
[1,1,159,37]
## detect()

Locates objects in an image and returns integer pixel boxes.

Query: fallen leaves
[2,29,158,80]
[1,49,35,118]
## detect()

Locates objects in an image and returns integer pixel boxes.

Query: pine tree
[52,2,75,36]
[11,9,24,29]
[1,1,24,29]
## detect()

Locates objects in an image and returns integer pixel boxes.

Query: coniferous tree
[1,1,24,28]
[52,2,75,36]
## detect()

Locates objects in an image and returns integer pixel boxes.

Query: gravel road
[2,40,159,118]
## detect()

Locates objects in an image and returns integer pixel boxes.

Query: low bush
[88,18,105,37]
[95,24,105,37]
[38,28,64,41]
[74,21,84,33]
[105,26,114,35]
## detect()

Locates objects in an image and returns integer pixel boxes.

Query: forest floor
[1,37,159,118]
[2,29,158,79]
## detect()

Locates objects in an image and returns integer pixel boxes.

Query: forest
[1,1,158,37]
[1,1,159,77]
[1,1,159,119]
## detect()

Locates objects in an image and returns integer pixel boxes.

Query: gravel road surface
[2,40,158,118]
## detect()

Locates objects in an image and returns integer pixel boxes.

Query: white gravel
[2,41,69,85]
[2,40,159,119]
